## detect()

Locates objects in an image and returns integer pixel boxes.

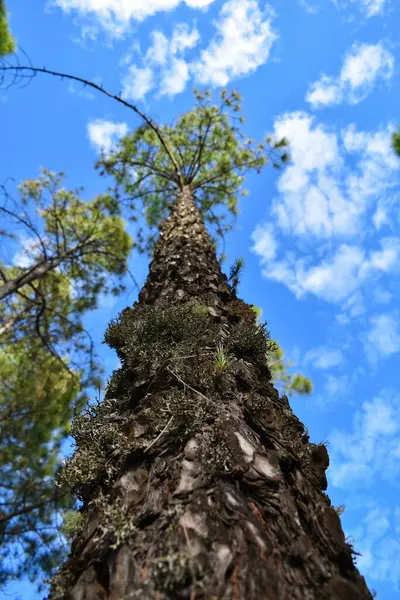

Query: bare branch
[0,64,184,187]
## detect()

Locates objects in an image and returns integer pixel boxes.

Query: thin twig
[0,64,184,188]
[144,416,174,453]
[167,366,213,405]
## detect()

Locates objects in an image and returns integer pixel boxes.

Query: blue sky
[1,0,400,598]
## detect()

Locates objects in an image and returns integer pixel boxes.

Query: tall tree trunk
[50,186,373,600]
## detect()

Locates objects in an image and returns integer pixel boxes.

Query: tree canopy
[97,88,289,254]
[0,169,132,587]
[0,1,14,56]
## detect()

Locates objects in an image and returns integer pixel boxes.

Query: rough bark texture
[50,186,373,600]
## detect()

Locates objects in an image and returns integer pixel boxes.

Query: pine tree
[0,170,131,587]
[49,91,373,599]
[393,126,400,157]
[0,1,15,56]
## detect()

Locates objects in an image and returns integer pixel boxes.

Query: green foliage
[227,257,244,295]
[250,305,263,320]
[228,320,274,363]
[96,87,288,253]
[393,126,400,157]
[214,344,231,373]
[250,306,313,397]
[0,339,78,589]
[104,300,212,370]
[1,168,132,354]
[268,341,313,397]
[0,170,132,587]
[60,510,84,540]
[0,1,15,56]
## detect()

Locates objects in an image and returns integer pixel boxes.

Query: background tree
[47,91,372,599]
[268,342,313,397]
[0,169,132,588]
[0,1,14,56]
[393,126,400,156]
[251,305,313,397]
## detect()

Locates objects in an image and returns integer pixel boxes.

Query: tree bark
[50,186,373,599]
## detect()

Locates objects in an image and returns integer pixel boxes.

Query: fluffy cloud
[363,311,400,363]
[323,373,350,396]
[192,0,277,86]
[54,0,216,37]
[347,0,387,17]
[329,389,400,488]
[120,0,276,100]
[372,287,392,304]
[348,506,400,591]
[87,118,128,154]
[274,116,397,236]
[304,347,344,369]
[306,42,394,108]
[300,0,388,18]
[122,65,154,101]
[251,223,277,262]
[121,24,200,100]
[329,390,400,591]
[251,112,400,306]
[253,237,400,304]
[12,236,43,268]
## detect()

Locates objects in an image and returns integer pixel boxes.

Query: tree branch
[0,64,184,187]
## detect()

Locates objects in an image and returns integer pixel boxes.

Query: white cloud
[254,237,400,305]
[304,346,344,369]
[158,25,200,96]
[343,290,366,317]
[160,58,191,97]
[192,0,277,86]
[302,0,389,18]
[306,42,394,108]
[348,0,387,17]
[54,0,216,38]
[271,112,348,238]
[12,236,43,268]
[121,23,200,100]
[251,112,400,307]
[170,23,200,55]
[336,313,350,325]
[324,373,350,396]
[367,240,399,272]
[329,391,400,591]
[329,389,400,489]
[252,243,365,302]
[120,0,276,100]
[251,224,277,262]
[87,118,128,154]
[305,76,341,108]
[348,506,400,591]
[290,245,366,302]
[372,200,390,230]
[121,64,154,101]
[363,311,400,362]
[372,287,392,305]
[146,31,169,66]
